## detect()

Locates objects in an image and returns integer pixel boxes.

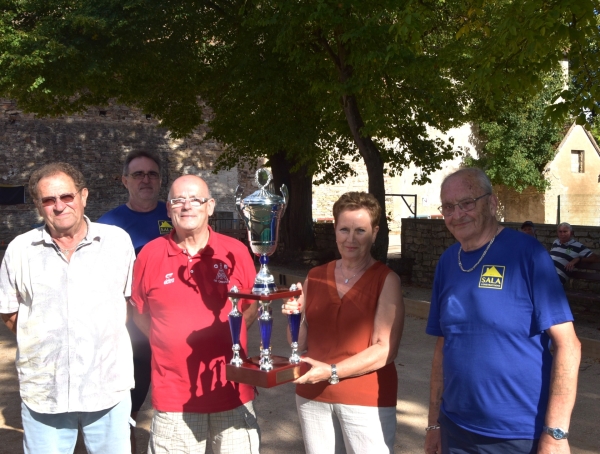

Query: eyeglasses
[39,189,82,207]
[169,197,211,208]
[128,171,160,180]
[438,193,491,217]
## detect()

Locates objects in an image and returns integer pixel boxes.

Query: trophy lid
[242,168,286,205]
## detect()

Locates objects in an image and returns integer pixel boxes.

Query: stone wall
[0,99,239,245]
[401,218,600,292]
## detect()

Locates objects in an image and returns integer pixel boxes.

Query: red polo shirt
[131,227,256,413]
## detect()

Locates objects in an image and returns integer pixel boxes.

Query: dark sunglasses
[39,189,82,207]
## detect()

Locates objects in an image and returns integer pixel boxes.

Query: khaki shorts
[149,401,260,454]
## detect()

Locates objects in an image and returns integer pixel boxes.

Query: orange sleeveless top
[295,260,398,407]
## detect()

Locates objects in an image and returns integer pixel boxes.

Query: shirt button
[190,270,194,273]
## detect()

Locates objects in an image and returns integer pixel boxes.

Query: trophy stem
[288,312,302,364]
[253,254,277,294]
[258,301,274,371]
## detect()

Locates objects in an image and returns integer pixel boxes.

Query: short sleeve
[529,244,573,332]
[130,249,150,314]
[0,244,22,314]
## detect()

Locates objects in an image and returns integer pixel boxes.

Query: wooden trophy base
[226,355,301,388]
[226,286,303,388]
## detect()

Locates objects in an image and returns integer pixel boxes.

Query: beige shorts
[149,401,260,454]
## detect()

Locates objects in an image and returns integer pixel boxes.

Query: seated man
[550,222,599,284]
[521,220,536,237]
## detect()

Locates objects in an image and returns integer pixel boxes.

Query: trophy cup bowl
[226,168,302,387]
[235,168,288,294]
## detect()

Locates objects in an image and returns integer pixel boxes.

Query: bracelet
[425,425,440,431]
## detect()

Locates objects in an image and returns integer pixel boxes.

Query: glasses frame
[38,189,83,207]
[438,193,491,217]
[128,171,161,180]
[169,197,212,208]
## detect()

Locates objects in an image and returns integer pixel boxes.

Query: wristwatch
[328,364,339,384]
[542,426,569,440]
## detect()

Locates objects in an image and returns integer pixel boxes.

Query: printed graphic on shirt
[158,220,173,235]
[479,265,505,290]
[214,263,230,284]
[164,273,175,285]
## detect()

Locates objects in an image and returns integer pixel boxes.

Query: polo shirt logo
[158,220,173,235]
[164,273,175,285]
[214,263,230,284]
[479,265,505,290]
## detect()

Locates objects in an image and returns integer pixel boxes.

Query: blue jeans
[21,396,131,454]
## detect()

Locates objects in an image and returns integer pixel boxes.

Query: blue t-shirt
[97,202,173,255]
[426,228,573,439]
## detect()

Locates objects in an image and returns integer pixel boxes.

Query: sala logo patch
[158,220,173,235]
[479,265,505,290]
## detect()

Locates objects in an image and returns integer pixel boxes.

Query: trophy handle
[280,184,288,218]
[235,185,251,230]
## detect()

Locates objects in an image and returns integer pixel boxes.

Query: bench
[565,262,600,325]
[569,261,600,282]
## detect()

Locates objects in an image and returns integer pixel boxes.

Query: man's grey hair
[441,167,493,197]
[558,222,574,233]
[122,150,162,175]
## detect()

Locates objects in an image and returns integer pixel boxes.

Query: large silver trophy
[235,168,287,294]
[226,168,302,388]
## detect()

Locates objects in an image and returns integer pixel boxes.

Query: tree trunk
[341,93,390,263]
[323,36,389,262]
[269,151,316,257]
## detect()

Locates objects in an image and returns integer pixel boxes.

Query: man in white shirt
[0,162,135,454]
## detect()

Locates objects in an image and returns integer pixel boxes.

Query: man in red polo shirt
[131,175,259,453]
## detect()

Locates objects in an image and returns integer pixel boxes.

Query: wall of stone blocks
[401,218,600,292]
[1,99,240,245]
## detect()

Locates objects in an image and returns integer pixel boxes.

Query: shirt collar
[38,216,98,246]
[166,225,215,257]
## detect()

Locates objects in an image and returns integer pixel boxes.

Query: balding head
[441,167,493,200]
[168,175,211,201]
[167,175,215,237]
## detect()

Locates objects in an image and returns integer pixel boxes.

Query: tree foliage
[0,0,475,259]
[453,0,600,128]
[465,72,565,192]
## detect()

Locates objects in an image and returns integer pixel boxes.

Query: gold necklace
[458,228,499,273]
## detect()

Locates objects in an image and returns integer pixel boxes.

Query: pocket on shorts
[237,402,259,431]
[150,411,176,440]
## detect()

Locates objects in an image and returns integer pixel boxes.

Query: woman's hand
[282,282,304,315]
[293,357,332,384]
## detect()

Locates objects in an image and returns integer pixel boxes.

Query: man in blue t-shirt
[425,168,580,454]
[98,150,173,453]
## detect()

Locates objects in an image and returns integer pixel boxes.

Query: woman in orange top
[282,191,405,453]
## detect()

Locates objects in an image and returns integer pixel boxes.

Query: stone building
[0,99,247,245]
[313,121,600,240]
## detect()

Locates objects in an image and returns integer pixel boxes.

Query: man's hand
[538,433,571,454]
[424,429,441,454]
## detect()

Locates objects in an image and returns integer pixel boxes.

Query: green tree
[465,72,565,192]
[0,0,471,260]
[450,0,600,128]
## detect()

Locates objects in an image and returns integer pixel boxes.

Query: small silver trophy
[235,168,288,294]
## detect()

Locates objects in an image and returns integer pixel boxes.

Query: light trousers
[296,395,396,454]
[21,396,131,454]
